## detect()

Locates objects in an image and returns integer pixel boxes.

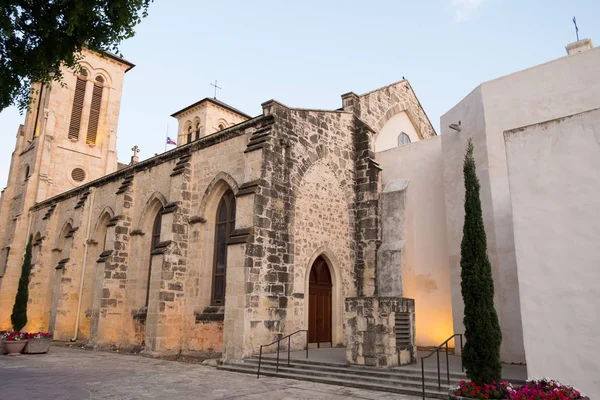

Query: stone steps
[218,357,456,399]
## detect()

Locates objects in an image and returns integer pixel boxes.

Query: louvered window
[86,76,104,145]
[395,312,411,348]
[68,71,88,140]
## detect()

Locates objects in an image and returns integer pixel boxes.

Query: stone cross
[130,145,140,165]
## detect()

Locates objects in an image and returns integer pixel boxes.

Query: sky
[1,0,599,186]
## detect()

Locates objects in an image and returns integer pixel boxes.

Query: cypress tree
[460,138,502,384]
[11,234,33,332]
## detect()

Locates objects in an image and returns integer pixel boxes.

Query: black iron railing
[257,329,308,379]
[421,333,463,400]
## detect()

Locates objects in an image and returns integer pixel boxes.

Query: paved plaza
[0,345,420,399]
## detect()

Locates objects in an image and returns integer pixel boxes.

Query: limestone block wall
[236,100,379,356]
[376,137,454,347]
[505,108,600,399]
[345,297,416,367]
[341,79,436,142]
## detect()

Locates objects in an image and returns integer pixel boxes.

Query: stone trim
[132,307,147,320]
[56,258,70,269]
[74,190,91,209]
[235,179,263,197]
[228,228,252,245]
[170,154,192,177]
[160,202,178,215]
[41,204,56,220]
[64,226,79,238]
[195,306,225,322]
[31,115,274,212]
[106,215,123,227]
[188,216,206,225]
[244,123,275,153]
[115,174,134,195]
[150,240,172,255]
[96,250,113,263]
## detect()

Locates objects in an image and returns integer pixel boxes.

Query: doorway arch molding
[303,246,344,346]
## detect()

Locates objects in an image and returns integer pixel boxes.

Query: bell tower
[0,49,134,279]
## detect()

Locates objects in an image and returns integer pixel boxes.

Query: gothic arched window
[211,190,236,305]
[86,76,104,145]
[146,210,163,306]
[195,121,200,140]
[68,69,88,140]
[398,132,411,146]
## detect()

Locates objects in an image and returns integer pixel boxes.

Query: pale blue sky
[1,0,599,186]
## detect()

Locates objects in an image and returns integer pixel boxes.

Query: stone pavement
[0,346,420,399]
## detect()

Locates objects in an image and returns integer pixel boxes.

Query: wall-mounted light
[449,121,462,132]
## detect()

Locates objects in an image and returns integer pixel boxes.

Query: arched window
[211,190,236,305]
[86,76,104,145]
[218,123,226,131]
[146,210,163,306]
[68,69,88,140]
[195,121,200,140]
[24,165,30,181]
[398,132,411,146]
[187,125,193,144]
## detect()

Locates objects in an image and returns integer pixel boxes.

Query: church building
[0,39,599,397]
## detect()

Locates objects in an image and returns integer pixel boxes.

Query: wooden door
[308,256,332,344]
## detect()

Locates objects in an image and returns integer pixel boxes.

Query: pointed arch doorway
[308,256,332,345]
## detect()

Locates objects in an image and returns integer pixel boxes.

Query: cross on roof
[210,80,222,99]
[131,145,140,155]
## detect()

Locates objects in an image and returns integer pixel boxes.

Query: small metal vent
[395,312,411,348]
[71,168,86,182]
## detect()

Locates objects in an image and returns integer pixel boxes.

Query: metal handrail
[420,333,463,400]
[257,329,308,379]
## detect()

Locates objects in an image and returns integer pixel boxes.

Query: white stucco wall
[505,108,600,399]
[440,45,600,363]
[375,111,420,152]
[377,136,454,347]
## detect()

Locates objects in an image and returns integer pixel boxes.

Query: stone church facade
[0,49,436,366]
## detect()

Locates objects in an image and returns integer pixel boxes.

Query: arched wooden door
[308,256,332,344]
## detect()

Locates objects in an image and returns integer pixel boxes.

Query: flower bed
[451,379,588,400]
[24,332,53,354]
[2,331,53,355]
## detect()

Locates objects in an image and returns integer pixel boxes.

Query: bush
[460,138,502,384]
[11,234,33,331]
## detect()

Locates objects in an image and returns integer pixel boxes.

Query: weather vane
[572,16,579,41]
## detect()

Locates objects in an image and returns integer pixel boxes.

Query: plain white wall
[377,136,454,347]
[440,45,600,363]
[505,108,600,399]
[375,111,420,152]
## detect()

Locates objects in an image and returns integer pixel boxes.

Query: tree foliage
[11,234,33,332]
[0,0,152,112]
[460,138,502,385]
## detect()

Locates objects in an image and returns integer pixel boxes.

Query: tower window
[398,132,411,146]
[86,76,104,145]
[218,123,226,131]
[187,125,192,144]
[24,165,30,181]
[195,122,200,140]
[68,69,88,141]
[71,168,86,182]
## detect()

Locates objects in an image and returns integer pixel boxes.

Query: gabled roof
[170,97,252,119]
